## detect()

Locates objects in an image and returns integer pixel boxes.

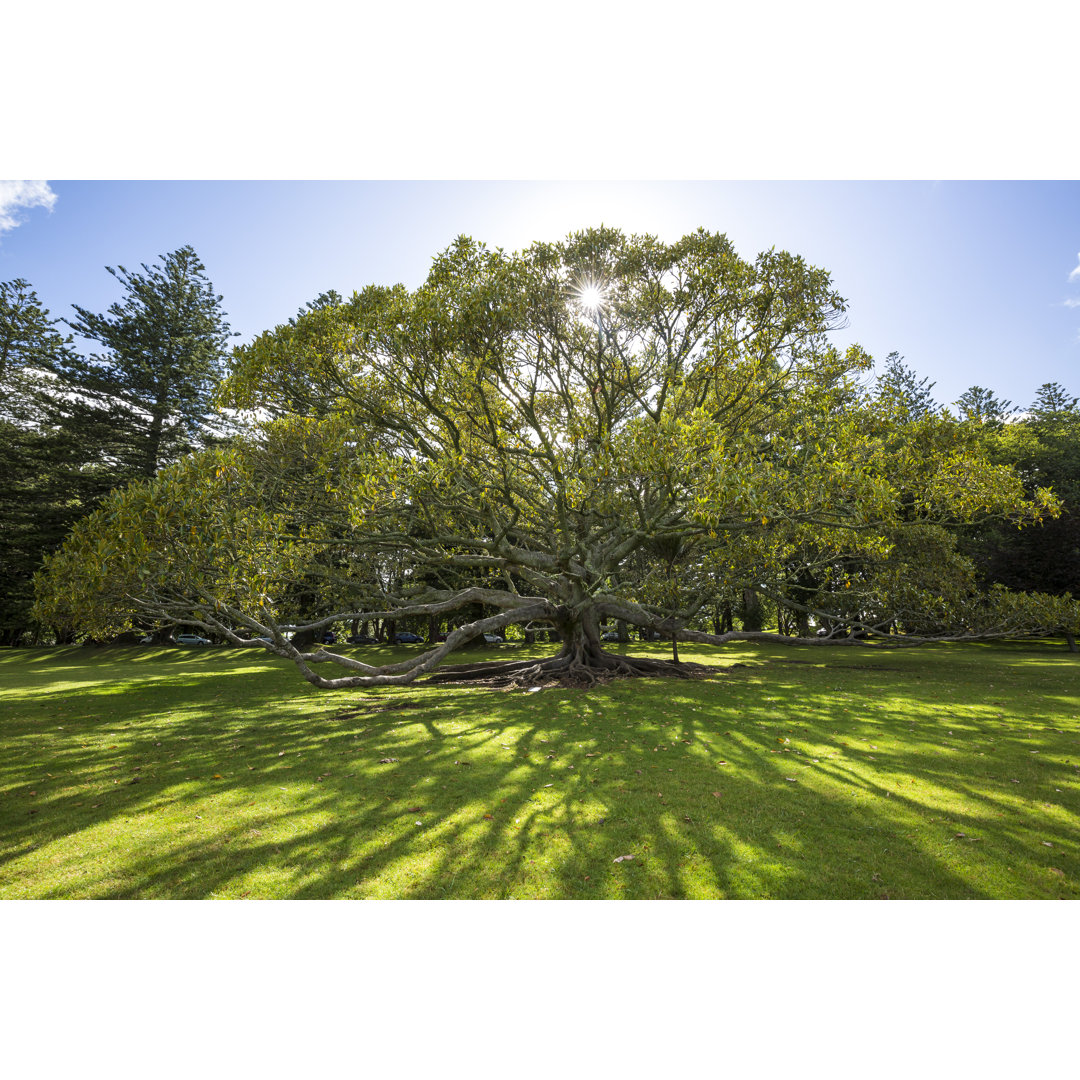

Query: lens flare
[576,279,607,311]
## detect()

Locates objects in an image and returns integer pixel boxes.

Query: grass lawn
[1,639,1078,899]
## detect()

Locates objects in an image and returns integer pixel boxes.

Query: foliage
[955,385,1013,426]
[874,351,938,420]
[1,251,233,644]
[35,228,1068,686]
[62,246,235,478]
[0,278,77,417]
[958,384,1080,618]
[0,280,128,643]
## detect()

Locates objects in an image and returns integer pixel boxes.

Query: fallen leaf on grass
[1048,867,1065,877]
[712,791,722,798]
[785,778,797,782]
[405,806,422,812]
[213,774,223,779]
[483,814,493,820]
[1042,841,1053,847]
[613,854,634,863]
[278,751,285,757]
[378,757,399,764]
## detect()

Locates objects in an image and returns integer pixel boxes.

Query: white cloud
[0,180,57,240]
[1065,297,1080,308]
[1069,252,1080,283]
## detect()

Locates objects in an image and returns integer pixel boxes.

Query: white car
[483,633,504,645]
[175,633,212,645]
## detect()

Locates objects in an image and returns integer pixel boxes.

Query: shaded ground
[1,639,1077,898]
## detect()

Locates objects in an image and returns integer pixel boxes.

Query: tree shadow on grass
[2,644,1077,899]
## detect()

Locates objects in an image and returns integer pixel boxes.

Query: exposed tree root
[425,649,710,688]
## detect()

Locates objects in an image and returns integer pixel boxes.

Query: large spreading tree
[35,228,1074,685]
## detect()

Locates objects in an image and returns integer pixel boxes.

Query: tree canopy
[34,228,1075,685]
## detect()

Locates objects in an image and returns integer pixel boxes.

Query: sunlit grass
[1,639,1077,898]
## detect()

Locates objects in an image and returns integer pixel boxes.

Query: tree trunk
[1066,633,1078,654]
[143,379,170,478]
[427,603,704,686]
[740,589,764,632]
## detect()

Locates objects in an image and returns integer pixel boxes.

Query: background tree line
[0,248,233,644]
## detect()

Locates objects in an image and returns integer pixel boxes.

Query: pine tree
[874,351,938,419]
[63,246,234,478]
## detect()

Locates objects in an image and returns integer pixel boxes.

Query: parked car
[139,634,155,645]
[639,630,662,641]
[816,624,870,640]
[482,633,504,645]
[601,631,621,641]
[347,634,376,645]
[393,632,424,644]
[175,633,212,646]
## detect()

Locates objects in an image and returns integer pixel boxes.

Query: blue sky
[2,180,1077,411]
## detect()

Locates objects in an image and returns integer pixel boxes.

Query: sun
[575,278,607,311]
